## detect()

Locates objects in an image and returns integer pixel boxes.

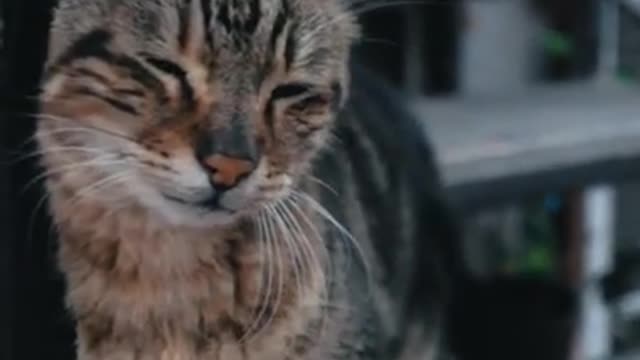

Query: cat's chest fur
[52,189,324,360]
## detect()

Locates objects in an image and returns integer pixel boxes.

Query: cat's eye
[269,83,333,114]
[271,83,312,101]
[290,94,331,111]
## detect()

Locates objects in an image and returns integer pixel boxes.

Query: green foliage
[542,29,574,58]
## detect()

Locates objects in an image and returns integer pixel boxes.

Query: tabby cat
[36,0,458,359]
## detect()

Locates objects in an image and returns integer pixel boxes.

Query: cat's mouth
[161,193,236,214]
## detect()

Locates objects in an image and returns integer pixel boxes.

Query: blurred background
[4,0,640,359]
[354,0,640,359]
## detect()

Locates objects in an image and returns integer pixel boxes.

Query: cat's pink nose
[202,154,255,188]
[195,113,259,190]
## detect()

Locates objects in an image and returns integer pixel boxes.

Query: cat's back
[312,64,459,360]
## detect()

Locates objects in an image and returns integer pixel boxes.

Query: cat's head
[38,0,358,227]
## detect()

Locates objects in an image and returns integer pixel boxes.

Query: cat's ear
[178,0,208,61]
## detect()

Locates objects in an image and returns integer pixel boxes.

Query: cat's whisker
[307,0,448,42]
[304,174,338,196]
[271,203,310,357]
[272,203,305,301]
[284,196,330,275]
[66,171,133,208]
[345,0,451,12]
[284,197,330,309]
[254,205,284,341]
[304,1,370,40]
[357,36,403,48]
[48,173,132,238]
[10,148,89,172]
[254,203,286,342]
[5,111,63,150]
[255,212,270,318]
[282,197,334,337]
[26,189,52,255]
[7,146,109,165]
[36,126,125,141]
[290,191,373,295]
[21,156,126,194]
[278,199,327,298]
[240,210,269,343]
[25,155,122,183]
[36,113,139,144]
[241,207,277,343]
[278,199,333,340]
[36,127,135,148]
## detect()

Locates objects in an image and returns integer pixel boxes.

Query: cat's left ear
[178,0,209,60]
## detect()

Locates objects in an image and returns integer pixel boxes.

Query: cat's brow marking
[142,55,196,108]
[74,88,140,116]
[269,1,289,52]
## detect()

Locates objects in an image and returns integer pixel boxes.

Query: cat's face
[38,0,357,227]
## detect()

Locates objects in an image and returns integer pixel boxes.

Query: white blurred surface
[460,0,541,95]
[412,79,640,187]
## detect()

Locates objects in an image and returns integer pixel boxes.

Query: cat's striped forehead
[190,0,357,56]
[185,0,301,62]
[212,0,265,36]
[47,0,357,62]
[43,0,356,121]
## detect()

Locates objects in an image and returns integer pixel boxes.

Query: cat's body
[36,1,456,359]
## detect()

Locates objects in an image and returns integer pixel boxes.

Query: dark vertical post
[422,0,461,95]
[2,0,76,359]
[557,190,586,289]
[353,0,461,95]
[354,5,407,87]
[1,4,11,359]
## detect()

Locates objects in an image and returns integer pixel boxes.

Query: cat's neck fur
[49,179,326,360]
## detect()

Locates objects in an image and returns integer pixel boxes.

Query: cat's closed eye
[271,83,333,113]
[271,83,312,100]
[290,94,331,111]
